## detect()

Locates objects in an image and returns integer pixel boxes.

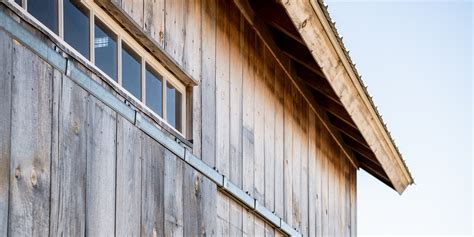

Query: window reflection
[28,0,57,33]
[94,19,117,81]
[64,0,89,58]
[122,44,141,99]
[146,65,163,116]
[166,82,182,132]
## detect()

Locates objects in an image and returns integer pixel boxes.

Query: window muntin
[28,0,57,33]
[64,0,89,58]
[94,18,117,81]
[166,82,182,132]
[121,43,141,99]
[11,0,187,136]
[146,65,163,117]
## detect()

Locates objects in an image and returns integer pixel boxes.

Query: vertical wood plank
[253,31,265,205]
[291,87,302,231]
[321,123,329,237]
[9,42,52,237]
[183,160,201,236]
[183,0,203,235]
[308,110,317,237]
[49,69,61,237]
[300,102,309,236]
[345,159,351,237]
[86,97,117,236]
[229,3,243,235]
[165,0,186,64]
[143,0,165,46]
[215,0,230,234]
[215,0,230,179]
[335,148,342,237]
[201,0,218,234]
[164,149,184,236]
[0,31,12,236]
[254,218,265,237]
[328,140,336,237]
[315,116,323,237]
[122,0,144,28]
[116,117,142,236]
[350,168,357,237]
[52,76,88,236]
[242,21,255,237]
[216,193,230,236]
[141,134,165,237]
[283,74,293,226]
[263,47,275,237]
[274,66,285,220]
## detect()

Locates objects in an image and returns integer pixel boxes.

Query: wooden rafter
[232,0,359,168]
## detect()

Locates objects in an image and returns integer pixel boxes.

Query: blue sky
[325,0,473,235]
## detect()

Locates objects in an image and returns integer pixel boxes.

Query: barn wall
[0,0,357,236]
[108,0,357,235]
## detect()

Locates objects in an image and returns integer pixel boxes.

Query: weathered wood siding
[0,0,358,236]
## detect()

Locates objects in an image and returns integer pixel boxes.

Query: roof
[316,0,413,188]
[236,0,413,193]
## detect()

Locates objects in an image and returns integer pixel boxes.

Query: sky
[324,0,473,236]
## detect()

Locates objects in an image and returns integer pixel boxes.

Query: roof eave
[280,0,413,193]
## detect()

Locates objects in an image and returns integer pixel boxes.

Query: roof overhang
[234,0,413,193]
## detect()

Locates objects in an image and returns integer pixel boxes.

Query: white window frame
[10,0,188,136]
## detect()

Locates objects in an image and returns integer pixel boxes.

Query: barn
[0,0,413,236]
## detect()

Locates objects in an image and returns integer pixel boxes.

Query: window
[166,82,182,132]
[64,0,89,58]
[122,43,141,99]
[94,19,117,81]
[12,0,187,135]
[146,65,163,116]
[28,0,57,33]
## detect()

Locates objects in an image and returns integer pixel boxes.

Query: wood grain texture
[122,0,144,28]
[164,0,186,64]
[85,96,117,236]
[263,46,276,237]
[242,21,256,237]
[116,117,142,236]
[283,74,293,226]
[141,133,165,237]
[253,31,265,205]
[183,0,203,235]
[52,76,88,236]
[215,0,230,234]
[0,31,12,236]
[200,0,218,235]
[300,101,309,236]
[143,0,165,46]
[291,85,301,231]
[229,4,243,235]
[274,65,285,219]
[9,41,52,237]
[164,149,184,236]
[308,109,317,237]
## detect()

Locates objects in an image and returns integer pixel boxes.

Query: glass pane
[14,0,21,6]
[166,82,182,132]
[64,0,89,58]
[122,44,141,99]
[28,0,57,33]
[146,65,163,116]
[94,19,117,81]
